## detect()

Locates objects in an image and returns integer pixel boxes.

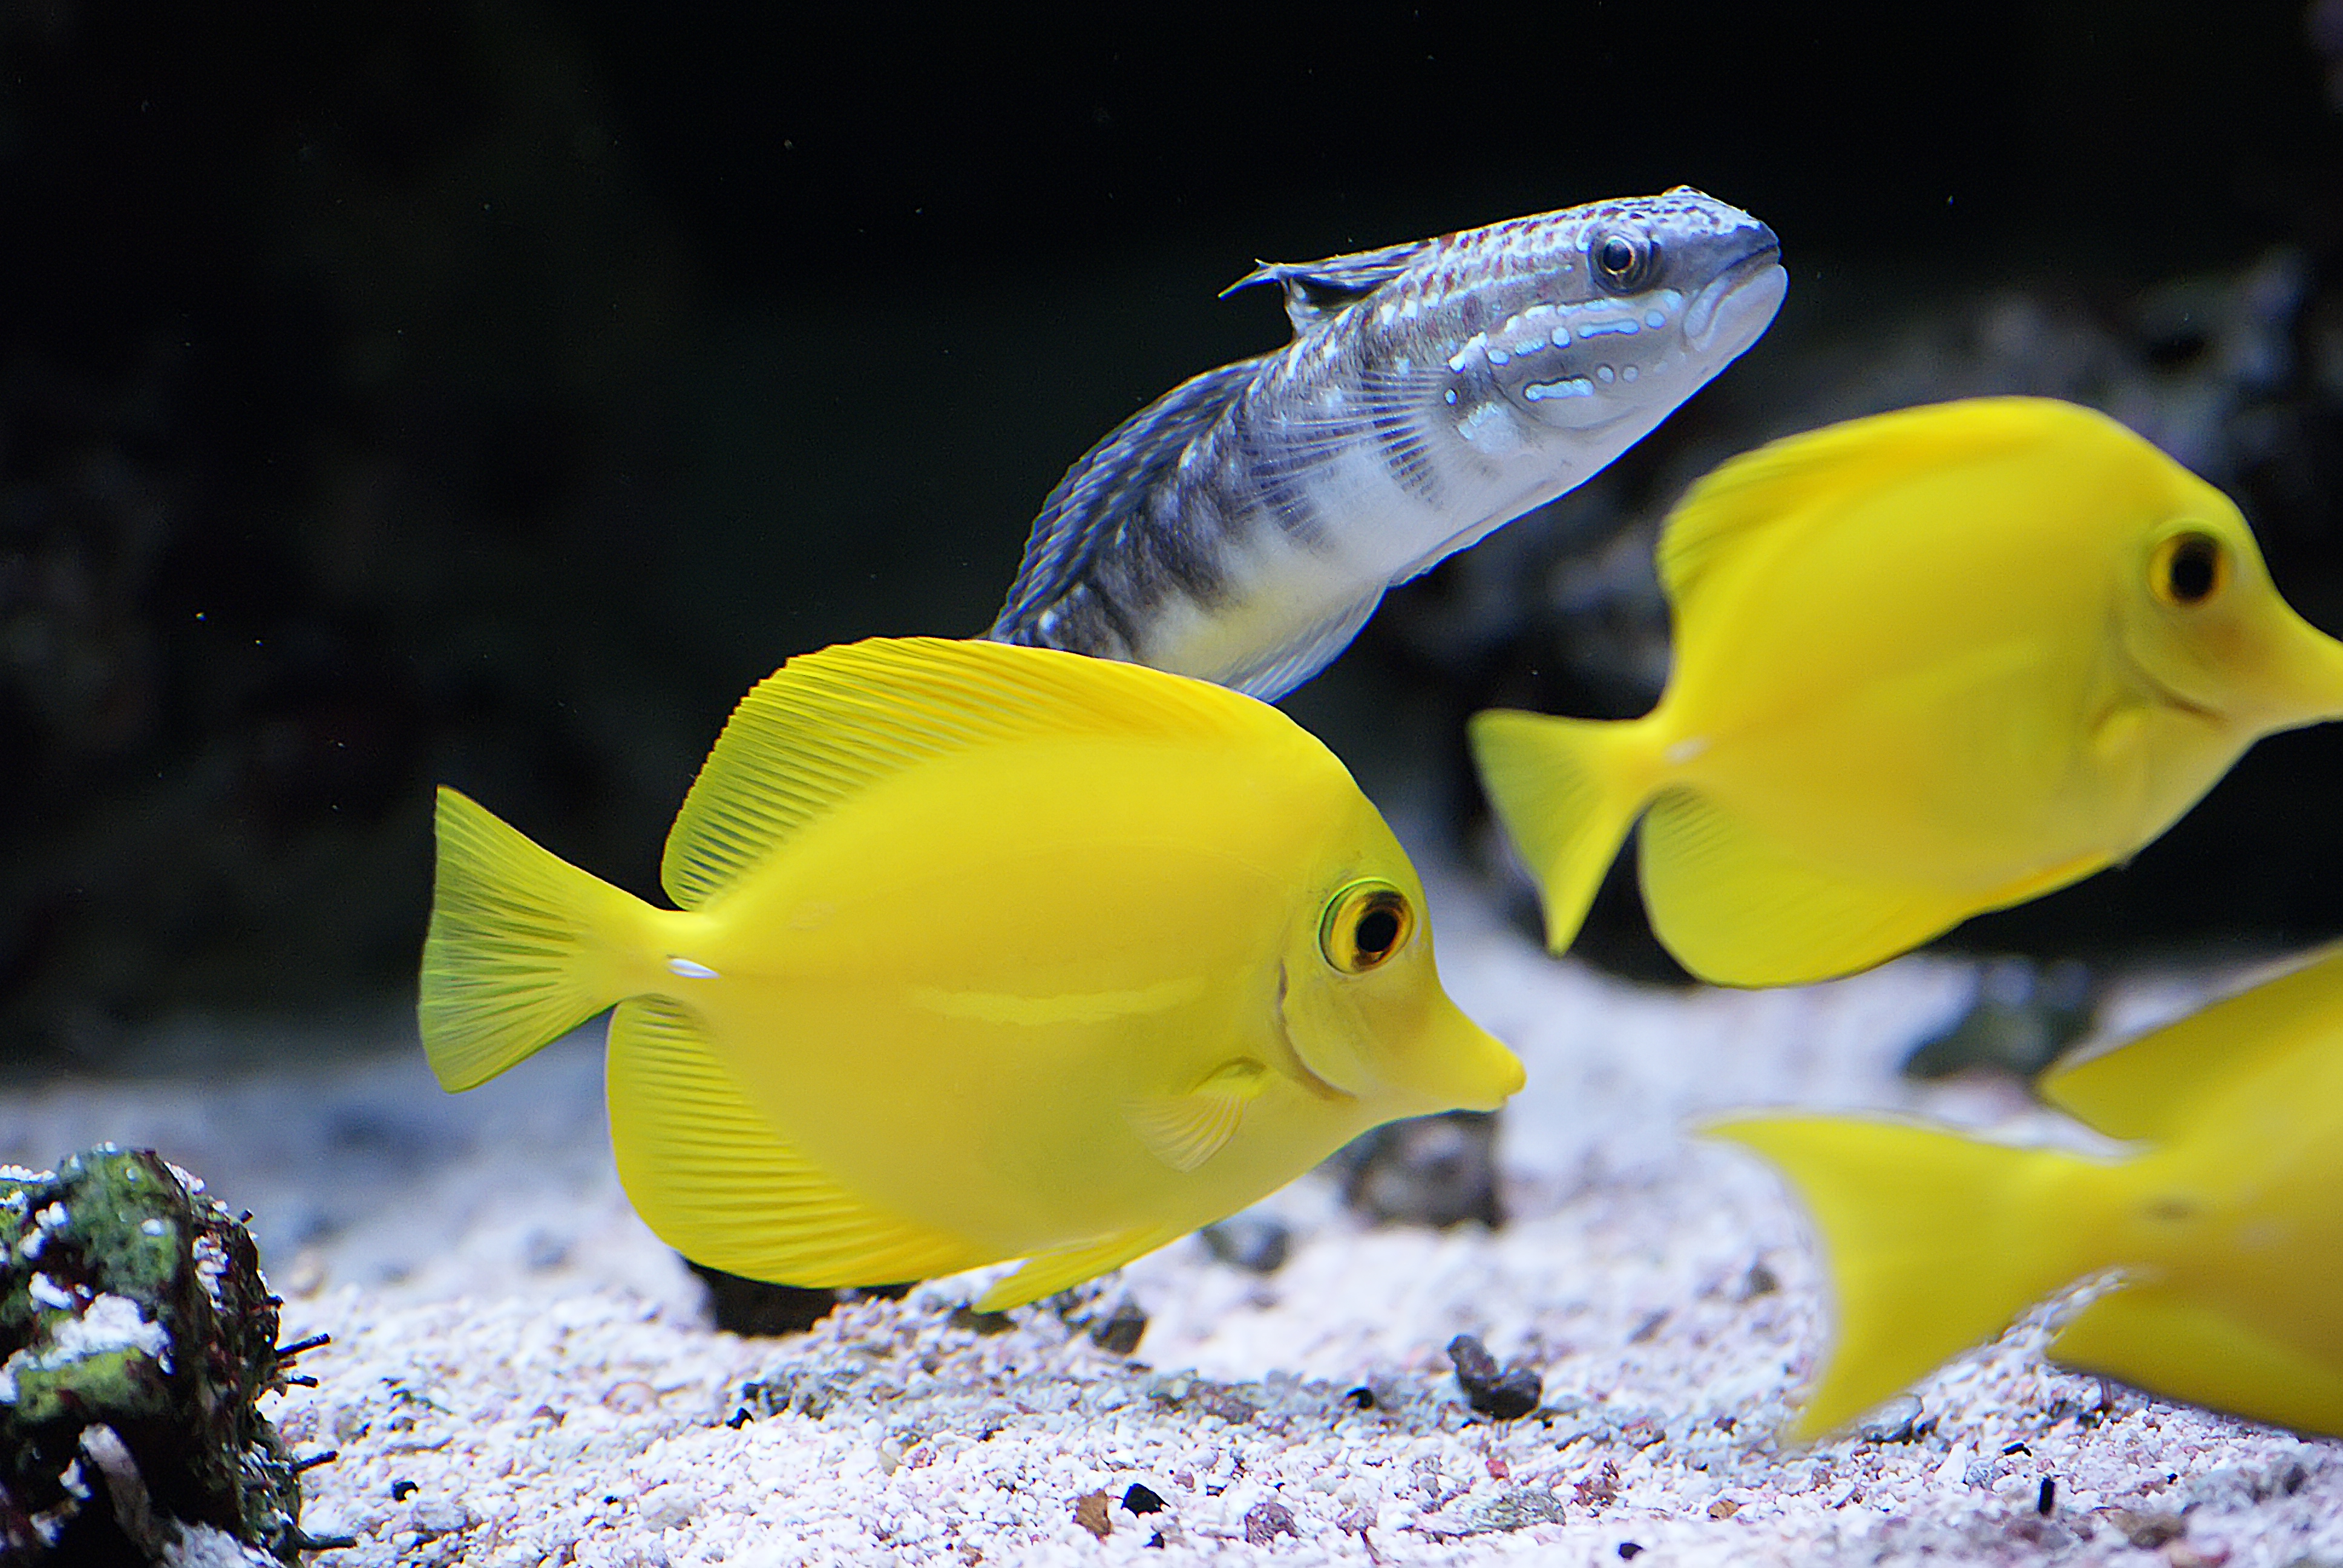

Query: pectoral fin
[1216,587,1388,701]
[975,1226,1182,1312]
[2051,1285,2343,1439]
[606,997,989,1287]
[1123,1059,1269,1172]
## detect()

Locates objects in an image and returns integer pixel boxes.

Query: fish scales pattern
[991,188,1785,699]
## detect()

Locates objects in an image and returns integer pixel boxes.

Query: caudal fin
[1709,1114,2106,1439]
[419,787,652,1092]
[1467,710,1651,954]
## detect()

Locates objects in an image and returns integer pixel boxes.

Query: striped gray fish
[989,188,1786,699]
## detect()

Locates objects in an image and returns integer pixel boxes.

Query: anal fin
[975,1226,1181,1312]
[1641,789,1971,987]
[1218,587,1385,701]
[2051,1285,2343,1439]
[606,998,989,1288]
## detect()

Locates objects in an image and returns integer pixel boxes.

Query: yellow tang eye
[1320,879,1414,975]
[2151,530,2228,608]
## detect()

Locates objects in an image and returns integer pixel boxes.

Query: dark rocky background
[7,1,2343,1068]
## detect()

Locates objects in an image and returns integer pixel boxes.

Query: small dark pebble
[949,1305,1018,1336]
[2103,1507,2185,1549]
[2037,1477,2056,1516]
[1334,1111,1503,1228]
[390,1478,419,1501]
[1902,957,2097,1082]
[688,1265,914,1335]
[1090,1299,1148,1356]
[687,1264,847,1336]
[1740,1260,1780,1299]
[2002,1441,2031,1455]
[1619,1417,1667,1449]
[1446,1333,1541,1421]
[1199,1214,1291,1274]
[724,1408,753,1429]
[1147,1530,1167,1549]
[1343,1385,1377,1410]
[1618,1544,1645,1560]
[1122,1483,1166,1516]
[1243,1498,1299,1546]
[1198,1389,1259,1425]
[1855,1394,1928,1444]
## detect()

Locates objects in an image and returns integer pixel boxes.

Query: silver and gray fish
[988,188,1787,699]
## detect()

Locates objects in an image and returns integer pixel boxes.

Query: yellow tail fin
[419,787,653,1092]
[1710,1114,2108,1439]
[1467,709,1652,953]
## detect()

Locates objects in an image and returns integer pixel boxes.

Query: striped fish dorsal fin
[1222,235,1432,335]
[660,636,1291,909]
[986,359,1263,656]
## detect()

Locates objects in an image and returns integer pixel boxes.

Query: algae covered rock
[0,1146,338,1564]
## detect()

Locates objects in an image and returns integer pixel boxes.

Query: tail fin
[1709,1114,2106,1439]
[419,787,654,1092]
[1467,710,1653,954]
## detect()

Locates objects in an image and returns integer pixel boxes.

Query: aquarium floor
[7,869,2341,1567]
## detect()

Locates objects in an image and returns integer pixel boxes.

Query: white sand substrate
[7,866,2341,1567]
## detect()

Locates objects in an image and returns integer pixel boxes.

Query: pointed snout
[1415,998,1526,1115]
[2256,610,2343,730]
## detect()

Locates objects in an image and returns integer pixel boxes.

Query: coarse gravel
[6,864,2339,1567]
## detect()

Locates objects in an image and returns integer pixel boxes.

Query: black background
[4,1,2339,1062]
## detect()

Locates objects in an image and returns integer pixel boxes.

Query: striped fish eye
[1320,880,1415,974]
[1590,231,1658,294]
[2151,529,2228,608]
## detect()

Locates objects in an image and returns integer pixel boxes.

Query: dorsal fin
[1222,237,1432,335]
[1657,397,2101,612]
[988,359,1262,652]
[660,636,1289,908]
[2039,943,2343,1142]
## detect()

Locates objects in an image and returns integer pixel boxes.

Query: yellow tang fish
[419,636,1522,1310]
[1715,943,2343,1439]
[1470,396,2343,987]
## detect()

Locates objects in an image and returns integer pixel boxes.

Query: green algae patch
[1,1146,336,1563]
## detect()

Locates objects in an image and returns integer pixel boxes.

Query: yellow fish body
[1715,943,2343,1439]
[1470,396,2343,986]
[420,636,1522,1310]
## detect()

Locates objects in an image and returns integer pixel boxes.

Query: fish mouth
[1684,240,1788,355]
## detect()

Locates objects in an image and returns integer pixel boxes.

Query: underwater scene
[14,4,2343,1564]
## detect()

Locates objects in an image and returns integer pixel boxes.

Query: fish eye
[1320,879,1415,975]
[2151,530,2228,608]
[1590,232,1657,294]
